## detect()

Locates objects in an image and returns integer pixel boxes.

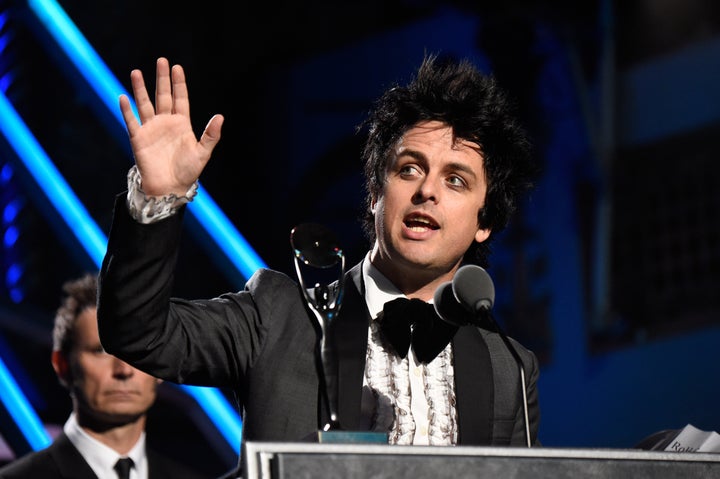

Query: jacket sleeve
[97,193,265,388]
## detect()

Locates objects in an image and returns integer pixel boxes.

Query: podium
[244,441,720,478]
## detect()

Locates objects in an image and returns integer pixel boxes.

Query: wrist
[125,166,198,224]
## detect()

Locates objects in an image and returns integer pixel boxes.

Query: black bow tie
[379,297,459,364]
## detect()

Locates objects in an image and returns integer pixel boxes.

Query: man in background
[0,273,208,478]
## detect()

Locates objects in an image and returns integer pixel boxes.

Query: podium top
[244,442,720,479]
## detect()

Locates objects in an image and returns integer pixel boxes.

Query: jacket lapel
[327,264,369,430]
[49,432,100,478]
[323,261,495,442]
[453,325,494,445]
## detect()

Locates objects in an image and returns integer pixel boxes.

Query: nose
[413,175,438,204]
[112,356,135,378]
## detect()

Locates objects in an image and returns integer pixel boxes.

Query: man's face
[371,121,490,288]
[63,307,159,426]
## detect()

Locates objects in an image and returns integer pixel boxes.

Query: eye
[398,164,419,176]
[91,345,107,355]
[447,175,468,189]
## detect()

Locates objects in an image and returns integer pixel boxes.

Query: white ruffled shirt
[64,413,148,479]
[360,256,457,445]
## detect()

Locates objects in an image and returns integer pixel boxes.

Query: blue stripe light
[0,356,51,450]
[178,385,243,447]
[0,90,107,263]
[26,0,130,125]
[27,0,267,280]
[192,184,267,280]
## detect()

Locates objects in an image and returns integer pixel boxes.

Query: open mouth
[404,214,439,232]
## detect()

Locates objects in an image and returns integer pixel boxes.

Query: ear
[475,227,491,244]
[370,195,377,214]
[51,351,71,387]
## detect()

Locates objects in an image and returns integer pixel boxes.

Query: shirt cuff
[125,165,198,224]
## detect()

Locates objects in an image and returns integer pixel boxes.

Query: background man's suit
[0,432,205,478]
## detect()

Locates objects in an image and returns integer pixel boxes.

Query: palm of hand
[130,113,208,197]
[119,57,224,198]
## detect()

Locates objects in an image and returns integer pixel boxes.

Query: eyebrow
[395,148,425,163]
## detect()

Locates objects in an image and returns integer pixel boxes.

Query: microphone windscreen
[452,265,495,312]
[433,281,470,326]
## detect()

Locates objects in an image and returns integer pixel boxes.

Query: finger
[130,68,154,125]
[119,94,140,137]
[171,64,190,118]
[154,57,173,114]
[199,114,224,154]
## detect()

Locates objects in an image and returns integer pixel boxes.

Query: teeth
[406,216,435,231]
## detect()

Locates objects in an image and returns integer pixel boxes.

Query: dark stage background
[1,0,719,476]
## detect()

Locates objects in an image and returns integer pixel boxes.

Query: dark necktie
[114,457,134,479]
[379,297,458,364]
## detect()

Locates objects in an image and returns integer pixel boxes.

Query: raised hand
[119,57,224,197]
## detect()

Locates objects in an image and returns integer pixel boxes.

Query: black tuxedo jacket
[98,194,540,473]
[0,432,207,478]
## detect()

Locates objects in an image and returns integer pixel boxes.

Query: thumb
[199,114,224,153]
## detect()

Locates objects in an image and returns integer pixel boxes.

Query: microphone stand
[483,308,532,448]
[450,265,532,448]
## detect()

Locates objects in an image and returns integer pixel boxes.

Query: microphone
[434,280,495,330]
[452,264,495,313]
[433,281,471,327]
[448,265,532,448]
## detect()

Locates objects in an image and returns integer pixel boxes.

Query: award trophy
[290,223,386,443]
[291,222,345,436]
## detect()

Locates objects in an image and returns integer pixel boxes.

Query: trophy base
[315,430,389,444]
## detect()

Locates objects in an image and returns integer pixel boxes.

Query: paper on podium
[665,424,720,453]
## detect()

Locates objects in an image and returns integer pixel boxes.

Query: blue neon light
[5,263,22,285]
[178,385,243,448]
[3,226,18,247]
[1,164,12,182]
[27,0,267,280]
[26,0,129,125]
[192,184,267,280]
[0,356,51,450]
[8,287,23,303]
[0,90,107,263]
[3,199,21,223]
